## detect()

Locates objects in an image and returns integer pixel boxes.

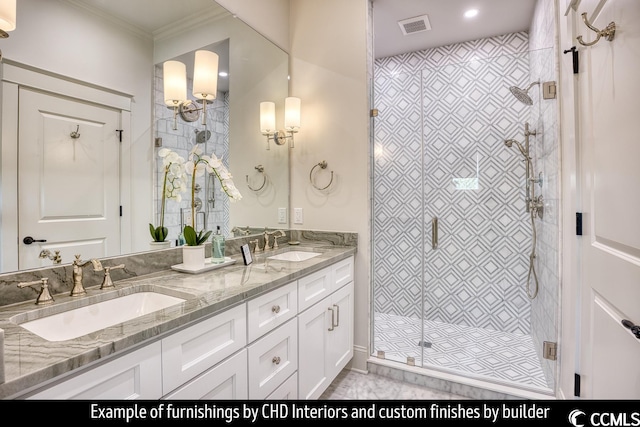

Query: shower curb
[366,358,555,400]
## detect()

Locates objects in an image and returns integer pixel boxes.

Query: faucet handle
[18,278,54,305]
[99,264,125,290]
[249,239,259,252]
[272,231,287,249]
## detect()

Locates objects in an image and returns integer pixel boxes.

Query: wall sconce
[0,0,16,61]
[260,97,301,149]
[162,50,219,130]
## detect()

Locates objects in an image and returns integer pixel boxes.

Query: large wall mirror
[0,0,289,273]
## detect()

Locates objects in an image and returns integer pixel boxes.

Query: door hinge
[370,108,378,117]
[574,373,581,397]
[576,212,583,235]
[119,205,123,217]
[543,341,557,360]
[116,129,123,142]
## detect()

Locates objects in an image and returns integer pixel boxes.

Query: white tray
[171,257,236,274]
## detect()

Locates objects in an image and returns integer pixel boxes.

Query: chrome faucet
[18,278,54,305]
[70,255,94,297]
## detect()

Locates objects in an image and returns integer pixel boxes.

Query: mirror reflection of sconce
[0,0,16,61]
[246,165,267,192]
[310,160,334,191]
[260,97,301,150]
[163,50,219,130]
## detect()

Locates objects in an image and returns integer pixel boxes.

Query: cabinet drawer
[163,349,248,400]
[247,281,297,342]
[162,304,247,395]
[333,256,354,290]
[298,266,332,312]
[247,318,297,399]
[28,341,162,399]
[266,372,297,400]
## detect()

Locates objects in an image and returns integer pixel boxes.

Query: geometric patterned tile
[373,312,550,390]
[373,32,534,335]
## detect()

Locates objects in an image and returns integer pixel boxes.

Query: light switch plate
[278,207,287,224]
[294,208,303,224]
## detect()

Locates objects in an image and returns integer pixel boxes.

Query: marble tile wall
[373,32,534,334]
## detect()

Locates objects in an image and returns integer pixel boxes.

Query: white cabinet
[247,281,297,342]
[23,254,354,401]
[28,341,163,399]
[163,350,248,400]
[247,318,298,399]
[298,256,354,400]
[161,304,246,395]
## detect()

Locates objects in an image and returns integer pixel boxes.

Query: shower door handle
[431,217,438,250]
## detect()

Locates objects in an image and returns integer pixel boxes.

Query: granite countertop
[0,244,356,399]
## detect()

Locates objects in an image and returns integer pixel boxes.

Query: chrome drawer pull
[272,356,281,365]
[328,307,335,331]
[333,303,340,327]
[271,305,281,314]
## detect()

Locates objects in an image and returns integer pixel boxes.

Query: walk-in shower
[372,37,559,396]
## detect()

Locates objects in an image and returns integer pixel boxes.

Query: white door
[574,0,640,398]
[18,88,121,269]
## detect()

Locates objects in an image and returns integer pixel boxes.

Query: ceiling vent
[398,14,432,36]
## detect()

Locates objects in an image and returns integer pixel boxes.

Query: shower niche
[372,33,559,396]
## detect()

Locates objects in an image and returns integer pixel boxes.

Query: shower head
[508,81,540,106]
[504,138,529,158]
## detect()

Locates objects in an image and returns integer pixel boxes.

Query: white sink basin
[267,251,321,262]
[17,292,186,342]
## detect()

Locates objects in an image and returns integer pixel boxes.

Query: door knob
[23,236,47,245]
[621,319,640,339]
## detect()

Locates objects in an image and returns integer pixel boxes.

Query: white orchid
[151,148,188,242]
[185,144,242,229]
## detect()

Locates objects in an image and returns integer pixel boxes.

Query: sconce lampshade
[260,101,276,134]
[193,50,219,101]
[163,60,187,106]
[284,97,301,132]
[0,0,16,33]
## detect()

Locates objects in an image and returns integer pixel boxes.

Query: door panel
[18,89,121,269]
[577,0,640,398]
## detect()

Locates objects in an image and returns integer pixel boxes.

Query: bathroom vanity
[0,243,355,400]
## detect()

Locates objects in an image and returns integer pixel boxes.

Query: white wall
[216,0,372,371]
[289,0,371,370]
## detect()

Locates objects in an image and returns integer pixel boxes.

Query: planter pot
[150,240,171,250]
[182,245,205,269]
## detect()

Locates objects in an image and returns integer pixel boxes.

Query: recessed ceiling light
[464,9,479,18]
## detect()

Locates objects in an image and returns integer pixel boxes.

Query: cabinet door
[28,341,162,399]
[297,295,331,400]
[247,281,297,342]
[162,304,246,395]
[163,350,248,400]
[328,281,354,379]
[247,318,297,399]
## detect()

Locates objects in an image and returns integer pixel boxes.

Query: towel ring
[246,165,267,192]
[309,161,334,191]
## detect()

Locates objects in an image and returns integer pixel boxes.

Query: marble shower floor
[373,312,550,390]
[320,369,469,400]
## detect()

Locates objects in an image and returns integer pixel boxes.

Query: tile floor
[320,369,469,400]
[373,312,550,389]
